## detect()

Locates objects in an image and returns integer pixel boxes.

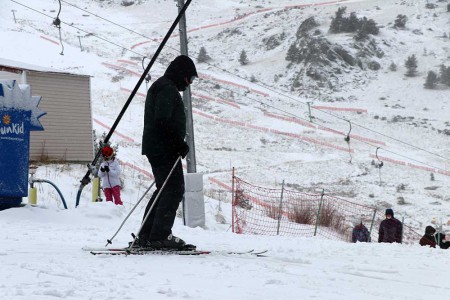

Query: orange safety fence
[232,175,421,244]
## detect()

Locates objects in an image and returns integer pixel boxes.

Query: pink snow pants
[104,186,123,205]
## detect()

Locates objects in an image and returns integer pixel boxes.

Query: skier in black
[135,55,197,250]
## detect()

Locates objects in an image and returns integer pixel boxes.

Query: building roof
[0,58,90,77]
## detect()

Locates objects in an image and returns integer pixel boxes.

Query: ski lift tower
[176,0,205,228]
[176,0,196,173]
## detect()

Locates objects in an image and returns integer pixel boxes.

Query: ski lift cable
[13,0,450,170]
[10,0,149,59]
[198,76,449,174]
[56,1,450,164]
[60,0,160,43]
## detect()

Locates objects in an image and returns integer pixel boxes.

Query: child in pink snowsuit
[98,146,123,205]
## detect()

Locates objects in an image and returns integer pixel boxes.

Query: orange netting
[232,176,421,244]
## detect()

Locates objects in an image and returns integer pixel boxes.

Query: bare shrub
[234,189,252,210]
[317,202,347,234]
[265,204,281,220]
[288,204,315,224]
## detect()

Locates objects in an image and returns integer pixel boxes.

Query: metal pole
[276,180,285,235]
[75,0,193,207]
[177,0,196,173]
[231,167,235,233]
[128,157,181,250]
[105,181,155,247]
[307,102,312,122]
[401,216,404,244]
[77,36,83,52]
[11,10,17,23]
[314,189,325,236]
[368,208,377,242]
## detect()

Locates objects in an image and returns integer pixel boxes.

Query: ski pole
[75,0,193,207]
[128,156,182,250]
[105,180,156,247]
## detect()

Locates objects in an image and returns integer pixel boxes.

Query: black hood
[425,225,436,235]
[385,208,394,217]
[164,55,198,91]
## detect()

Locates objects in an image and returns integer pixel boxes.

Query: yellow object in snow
[29,187,37,205]
[92,177,100,202]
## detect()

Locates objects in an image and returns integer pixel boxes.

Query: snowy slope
[1,0,450,298]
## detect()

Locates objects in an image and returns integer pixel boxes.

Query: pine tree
[197,46,211,63]
[445,67,450,87]
[389,62,397,72]
[354,29,368,41]
[286,44,300,63]
[424,71,438,89]
[405,55,418,77]
[394,15,408,29]
[347,12,360,32]
[329,7,347,33]
[360,17,379,35]
[239,50,249,65]
[439,65,450,86]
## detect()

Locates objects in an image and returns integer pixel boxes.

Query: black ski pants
[139,154,184,241]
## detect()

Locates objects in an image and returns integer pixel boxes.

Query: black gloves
[100,166,110,172]
[176,141,189,158]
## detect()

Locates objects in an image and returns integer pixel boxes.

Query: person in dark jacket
[352,220,370,243]
[134,55,198,250]
[435,232,450,249]
[419,225,436,248]
[378,208,403,243]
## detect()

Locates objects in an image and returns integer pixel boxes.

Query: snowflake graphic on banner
[0,80,46,131]
[2,114,11,125]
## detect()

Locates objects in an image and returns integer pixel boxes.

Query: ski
[90,249,211,256]
[83,247,267,257]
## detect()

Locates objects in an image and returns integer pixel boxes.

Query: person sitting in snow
[378,208,403,243]
[419,225,436,248]
[98,145,123,205]
[351,219,370,243]
[435,232,450,249]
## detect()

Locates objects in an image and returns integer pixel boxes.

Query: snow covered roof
[0,58,89,77]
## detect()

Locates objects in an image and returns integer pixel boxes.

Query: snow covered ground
[2,201,450,300]
[2,0,450,298]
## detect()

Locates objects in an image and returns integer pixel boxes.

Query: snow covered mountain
[1,0,450,298]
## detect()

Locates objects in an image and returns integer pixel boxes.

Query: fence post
[231,167,235,233]
[368,208,377,242]
[307,102,313,122]
[314,189,325,236]
[276,180,285,235]
[401,216,405,244]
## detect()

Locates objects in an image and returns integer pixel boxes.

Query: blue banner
[0,109,31,198]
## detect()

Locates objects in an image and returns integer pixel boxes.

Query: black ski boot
[129,234,152,249]
[149,234,196,250]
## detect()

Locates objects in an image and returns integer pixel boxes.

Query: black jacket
[436,233,450,249]
[142,56,197,157]
[378,218,403,243]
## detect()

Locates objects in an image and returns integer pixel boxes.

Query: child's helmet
[101,146,114,159]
